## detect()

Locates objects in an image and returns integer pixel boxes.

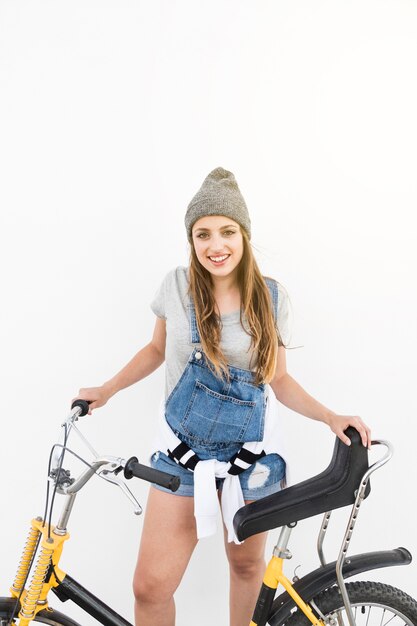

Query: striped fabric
[168,439,266,476]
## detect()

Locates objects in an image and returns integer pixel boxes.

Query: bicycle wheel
[281,581,417,626]
[0,597,81,626]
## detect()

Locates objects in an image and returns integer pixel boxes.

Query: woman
[73,167,371,626]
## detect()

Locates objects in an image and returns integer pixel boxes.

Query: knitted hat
[185,167,251,241]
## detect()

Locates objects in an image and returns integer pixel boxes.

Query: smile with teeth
[208,254,230,264]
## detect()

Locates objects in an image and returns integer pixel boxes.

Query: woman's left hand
[326,413,372,449]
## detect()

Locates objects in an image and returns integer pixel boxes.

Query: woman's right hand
[72,384,114,415]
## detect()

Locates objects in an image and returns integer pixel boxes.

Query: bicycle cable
[42,424,67,527]
[46,423,69,539]
[44,435,102,539]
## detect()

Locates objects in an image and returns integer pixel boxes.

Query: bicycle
[1,400,416,626]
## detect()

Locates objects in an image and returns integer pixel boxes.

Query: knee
[133,569,174,606]
[227,553,265,580]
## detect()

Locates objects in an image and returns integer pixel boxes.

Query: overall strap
[263,276,279,323]
[188,301,201,344]
[188,277,279,344]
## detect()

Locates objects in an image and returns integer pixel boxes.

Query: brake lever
[97,465,143,516]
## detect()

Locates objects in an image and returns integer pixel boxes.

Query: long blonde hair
[188,228,285,386]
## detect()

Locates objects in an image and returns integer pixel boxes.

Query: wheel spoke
[382,614,399,626]
[337,609,346,626]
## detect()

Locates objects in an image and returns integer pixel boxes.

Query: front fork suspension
[9,518,69,626]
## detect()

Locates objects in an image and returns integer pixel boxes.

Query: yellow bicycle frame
[250,555,324,626]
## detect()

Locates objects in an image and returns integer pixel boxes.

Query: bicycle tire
[0,597,82,626]
[278,581,417,626]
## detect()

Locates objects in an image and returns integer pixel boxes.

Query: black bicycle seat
[233,427,370,541]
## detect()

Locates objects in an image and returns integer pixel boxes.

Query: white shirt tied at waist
[151,384,287,544]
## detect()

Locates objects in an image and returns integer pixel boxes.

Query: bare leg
[222,500,268,626]
[133,487,198,626]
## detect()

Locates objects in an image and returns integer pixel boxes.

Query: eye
[223,230,236,236]
[196,232,209,239]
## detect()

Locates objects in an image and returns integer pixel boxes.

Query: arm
[73,317,166,413]
[270,346,371,448]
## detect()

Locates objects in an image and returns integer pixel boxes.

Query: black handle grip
[71,399,91,417]
[124,456,180,492]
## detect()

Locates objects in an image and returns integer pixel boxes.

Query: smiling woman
[192,216,244,290]
[73,166,371,626]
[192,217,243,275]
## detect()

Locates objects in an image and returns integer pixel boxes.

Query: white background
[1,1,416,624]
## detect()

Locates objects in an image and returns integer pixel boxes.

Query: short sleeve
[276,282,292,347]
[150,273,169,319]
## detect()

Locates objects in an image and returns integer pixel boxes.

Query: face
[191,215,244,279]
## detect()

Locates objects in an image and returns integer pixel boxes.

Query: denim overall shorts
[151,278,286,499]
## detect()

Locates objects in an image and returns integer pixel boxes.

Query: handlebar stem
[54,493,77,535]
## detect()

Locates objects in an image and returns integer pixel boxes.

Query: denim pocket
[181,379,257,444]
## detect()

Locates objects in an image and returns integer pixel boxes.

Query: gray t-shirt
[150,266,291,401]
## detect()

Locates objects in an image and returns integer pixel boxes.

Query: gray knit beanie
[185,167,251,241]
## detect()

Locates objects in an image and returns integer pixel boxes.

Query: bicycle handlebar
[124,456,180,492]
[69,399,181,492]
[71,399,91,417]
